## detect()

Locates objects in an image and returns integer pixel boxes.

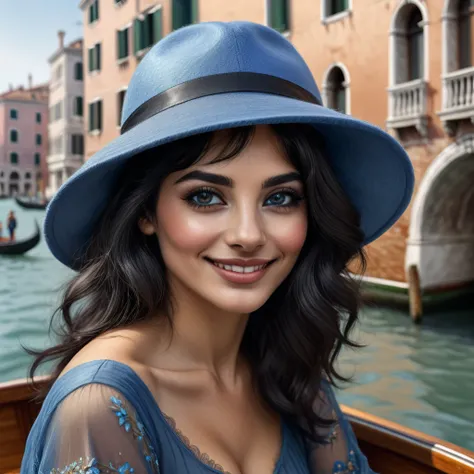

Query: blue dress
[20,360,375,474]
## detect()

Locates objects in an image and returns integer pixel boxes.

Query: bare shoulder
[57,322,158,390]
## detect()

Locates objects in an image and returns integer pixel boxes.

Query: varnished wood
[1,377,473,473]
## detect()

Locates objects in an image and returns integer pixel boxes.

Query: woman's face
[140,125,308,314]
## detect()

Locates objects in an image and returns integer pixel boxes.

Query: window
[71,134,84,155]
[75,62,84,80]
[10,129,18,143]
[328,0,348,16]
[134,8,162,53]
[56,64,63,80]
[89,0,99,23]
[10,152,18,165]
[391,3,426,85]
[407,8,423,81]
[172,0,198,30]
[268,0,289,33]
[117,89,127,126]
[323,65,349,114]
[36,134,42,146]
[89,100,103,132]
[88,43,102,72]
[50,101,63,122]
[36,112,42,124]
[10,109,18,120]
[117,26,130,60]
[459,0,472,69]
[321,0,351,22]
[74,96,84,117]
[34,153,41,166]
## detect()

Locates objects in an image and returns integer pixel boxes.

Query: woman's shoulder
[57,324,158,394]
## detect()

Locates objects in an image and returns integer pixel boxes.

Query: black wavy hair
[24,123,366,442]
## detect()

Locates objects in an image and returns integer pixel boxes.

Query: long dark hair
[25,123,366,442]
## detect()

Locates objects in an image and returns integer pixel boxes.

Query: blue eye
[264,190,302,207]
[187,189,224,207]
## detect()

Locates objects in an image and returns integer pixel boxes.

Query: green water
[0,199,473,451]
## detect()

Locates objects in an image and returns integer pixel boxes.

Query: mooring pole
[408,265,423,324]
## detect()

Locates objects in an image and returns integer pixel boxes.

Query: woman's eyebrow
[175,170,301,188]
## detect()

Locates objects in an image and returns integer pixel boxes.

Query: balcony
[387,79,428,137]
[438,67,474,135]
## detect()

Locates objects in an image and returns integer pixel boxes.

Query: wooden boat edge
[1,377,474,473]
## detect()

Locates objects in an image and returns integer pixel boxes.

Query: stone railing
[387,79,428,136]
[439,66,474,135]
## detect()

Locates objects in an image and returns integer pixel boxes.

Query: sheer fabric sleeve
[37,383,160,474]
[304,381,376,474]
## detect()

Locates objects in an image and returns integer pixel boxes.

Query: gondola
[14,197,49,210]
[0,220,40,255]
[0,375,473,474]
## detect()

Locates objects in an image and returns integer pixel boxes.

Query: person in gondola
[7,211,17,241]
[21,21,413,474]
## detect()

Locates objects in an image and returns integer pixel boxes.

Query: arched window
[390,2,427,85]
[407,8,424,80]
[458,0,472,69]
[322,65,350,114]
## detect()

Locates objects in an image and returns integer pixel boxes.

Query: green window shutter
[34,153,41,166]
[36,134,42,145]
[96,44,101,70]
[117,30,122,59]
[95,0,99,21]
[271,0,288,33]
[75,62,83,80]
[10,130,18,143]
[192,0,199,23]
[88,48,94,72]
[10,109,18,119]
[36,112,41,123]
[88,103,94,131]
[76,97,83,116]
[173,0,185,30]
[89,4,93,23]
[10,153,18,164]
[152,9,163,43]
[134,18,143,53]
[97,101,103,131]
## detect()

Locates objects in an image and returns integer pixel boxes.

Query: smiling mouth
[204,257,276,274]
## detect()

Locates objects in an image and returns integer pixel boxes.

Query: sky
[0,1,83,92]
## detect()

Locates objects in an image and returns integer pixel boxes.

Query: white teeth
[213,262,267,273]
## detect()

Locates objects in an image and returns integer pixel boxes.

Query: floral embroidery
[163,413,232,474]
[332,450,359,473]
[110,396,160,472]
[50,455,134,473]
[49,395,160,474]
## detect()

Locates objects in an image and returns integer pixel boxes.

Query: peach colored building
[80,0,474,290]
[0,80,49,197]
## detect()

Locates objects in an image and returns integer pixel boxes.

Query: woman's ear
[138,216,155,235]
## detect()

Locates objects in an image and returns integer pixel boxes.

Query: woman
[21,21,414,474]
[7,210,17,241]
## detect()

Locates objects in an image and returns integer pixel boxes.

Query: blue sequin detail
[332,450,359,473]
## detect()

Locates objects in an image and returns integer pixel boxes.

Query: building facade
[0,80,49,197]
[46,32,85,198]
[79,0,474,289]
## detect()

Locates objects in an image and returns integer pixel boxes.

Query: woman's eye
[189,191,223,206]
[264,192,297,207]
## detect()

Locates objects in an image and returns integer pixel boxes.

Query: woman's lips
[205,258,275,284]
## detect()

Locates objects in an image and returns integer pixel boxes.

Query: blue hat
[45,21,414,269]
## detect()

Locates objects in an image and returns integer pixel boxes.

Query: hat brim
[44,92,414,268]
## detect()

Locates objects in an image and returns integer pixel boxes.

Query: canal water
[0,199,473,451]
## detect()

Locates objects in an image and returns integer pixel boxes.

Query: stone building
[46,32,85,198]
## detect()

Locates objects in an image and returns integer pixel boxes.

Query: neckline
[54,359,288,474]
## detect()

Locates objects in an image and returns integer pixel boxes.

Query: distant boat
[0,220,40,255]
[14,197,49,210]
